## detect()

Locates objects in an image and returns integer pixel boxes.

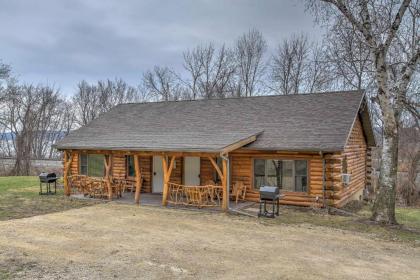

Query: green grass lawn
[0,176,100,221]
[396,208,420,229]
[258,204,420,245]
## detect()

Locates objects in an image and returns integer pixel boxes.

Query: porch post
[104,154,113,200]
[63,151,74,196]
[222,158,228,210]
[134,155,142,204]
[162,155,176,206]
[207,156,228,211]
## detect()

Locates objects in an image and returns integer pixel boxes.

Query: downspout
[319,151,326,208]
[220,153,230,210]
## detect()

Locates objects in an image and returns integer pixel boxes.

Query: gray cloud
[0,0,322,95]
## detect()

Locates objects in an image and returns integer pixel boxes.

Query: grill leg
[39,182,42,195]
[263,200,267,215]
[272,199,275,217]
[276,198,279,216]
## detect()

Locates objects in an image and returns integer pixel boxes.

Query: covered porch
[62,145,254,211]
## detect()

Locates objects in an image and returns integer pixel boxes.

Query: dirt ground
[0,204,419,280]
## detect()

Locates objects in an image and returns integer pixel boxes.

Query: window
[79,154,105,177]
[213,157,223,183]
[126,155,135,177]
[253,159,308,192]
[80,154,88,175]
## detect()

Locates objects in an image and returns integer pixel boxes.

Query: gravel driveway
[0,204,419,279]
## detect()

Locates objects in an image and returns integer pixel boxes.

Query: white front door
[184,157,200,186]
[152,156,164,193]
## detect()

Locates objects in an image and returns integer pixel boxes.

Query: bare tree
[182,43,237,99]
[0,61,11,101]
[73,80,100,126]
[97,78,138,111]
[0,82,63,174]
[142,66,184,101]
[270,34,310,94]
[31,85,63,159]
[0,61,10,81]
[183,46,205,100]
[235,29,267,97]
[325,21,374,91]
[308,0,420,224]
[397,124,420,205]
[304,43,333,92]
[73,78,138,126]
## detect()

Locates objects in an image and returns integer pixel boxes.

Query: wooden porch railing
[167,182,223,208]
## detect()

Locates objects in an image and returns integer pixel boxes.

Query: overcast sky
[0,0,322,95]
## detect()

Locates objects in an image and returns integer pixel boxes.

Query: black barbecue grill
[258,186,281,218]
[39,172,58,195]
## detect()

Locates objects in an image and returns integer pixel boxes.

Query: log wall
[170,157,183,185]
[228,116,368,208]
[139,156,152,193]
[70,153,79,175]
[229,151,324,207]
[332,117,367,207]
[200,157,215,184]
[112,154,126,180]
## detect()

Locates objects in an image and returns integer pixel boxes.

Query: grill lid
[39,172,57,183]
[39,172,56,178]
[260,186,279,194]
[259,186,280,200]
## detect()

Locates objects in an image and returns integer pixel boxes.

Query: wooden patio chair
[167,182,184,205]
[209,185,223,205]
[110,177,123,198]
[230,181,247,204]
[205,179,216,186]
[204,180,221,205]
[120,179,133,193]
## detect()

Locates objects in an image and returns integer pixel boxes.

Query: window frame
[252,157,310,194]
[126,155,136,178]
[79,153,105,177]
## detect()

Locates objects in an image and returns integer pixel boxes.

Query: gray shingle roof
[55,91,374,152]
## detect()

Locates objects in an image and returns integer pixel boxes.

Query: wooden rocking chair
[230,181,247,204]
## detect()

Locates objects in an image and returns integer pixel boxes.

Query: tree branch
[383,0,412,52]
[322,0,377,48]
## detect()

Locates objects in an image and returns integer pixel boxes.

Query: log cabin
[55,90,376,210]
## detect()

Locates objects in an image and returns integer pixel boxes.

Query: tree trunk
[371,123,399,224]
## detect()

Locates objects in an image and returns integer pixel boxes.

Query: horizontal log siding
[112,155,126,180]
[230,151,324,207]
[200,157,214,185]
[139,156,152,193]
[70,153,78,175]
[333,117,367,207]
[169,157,183,185]
[366,147,372,187]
